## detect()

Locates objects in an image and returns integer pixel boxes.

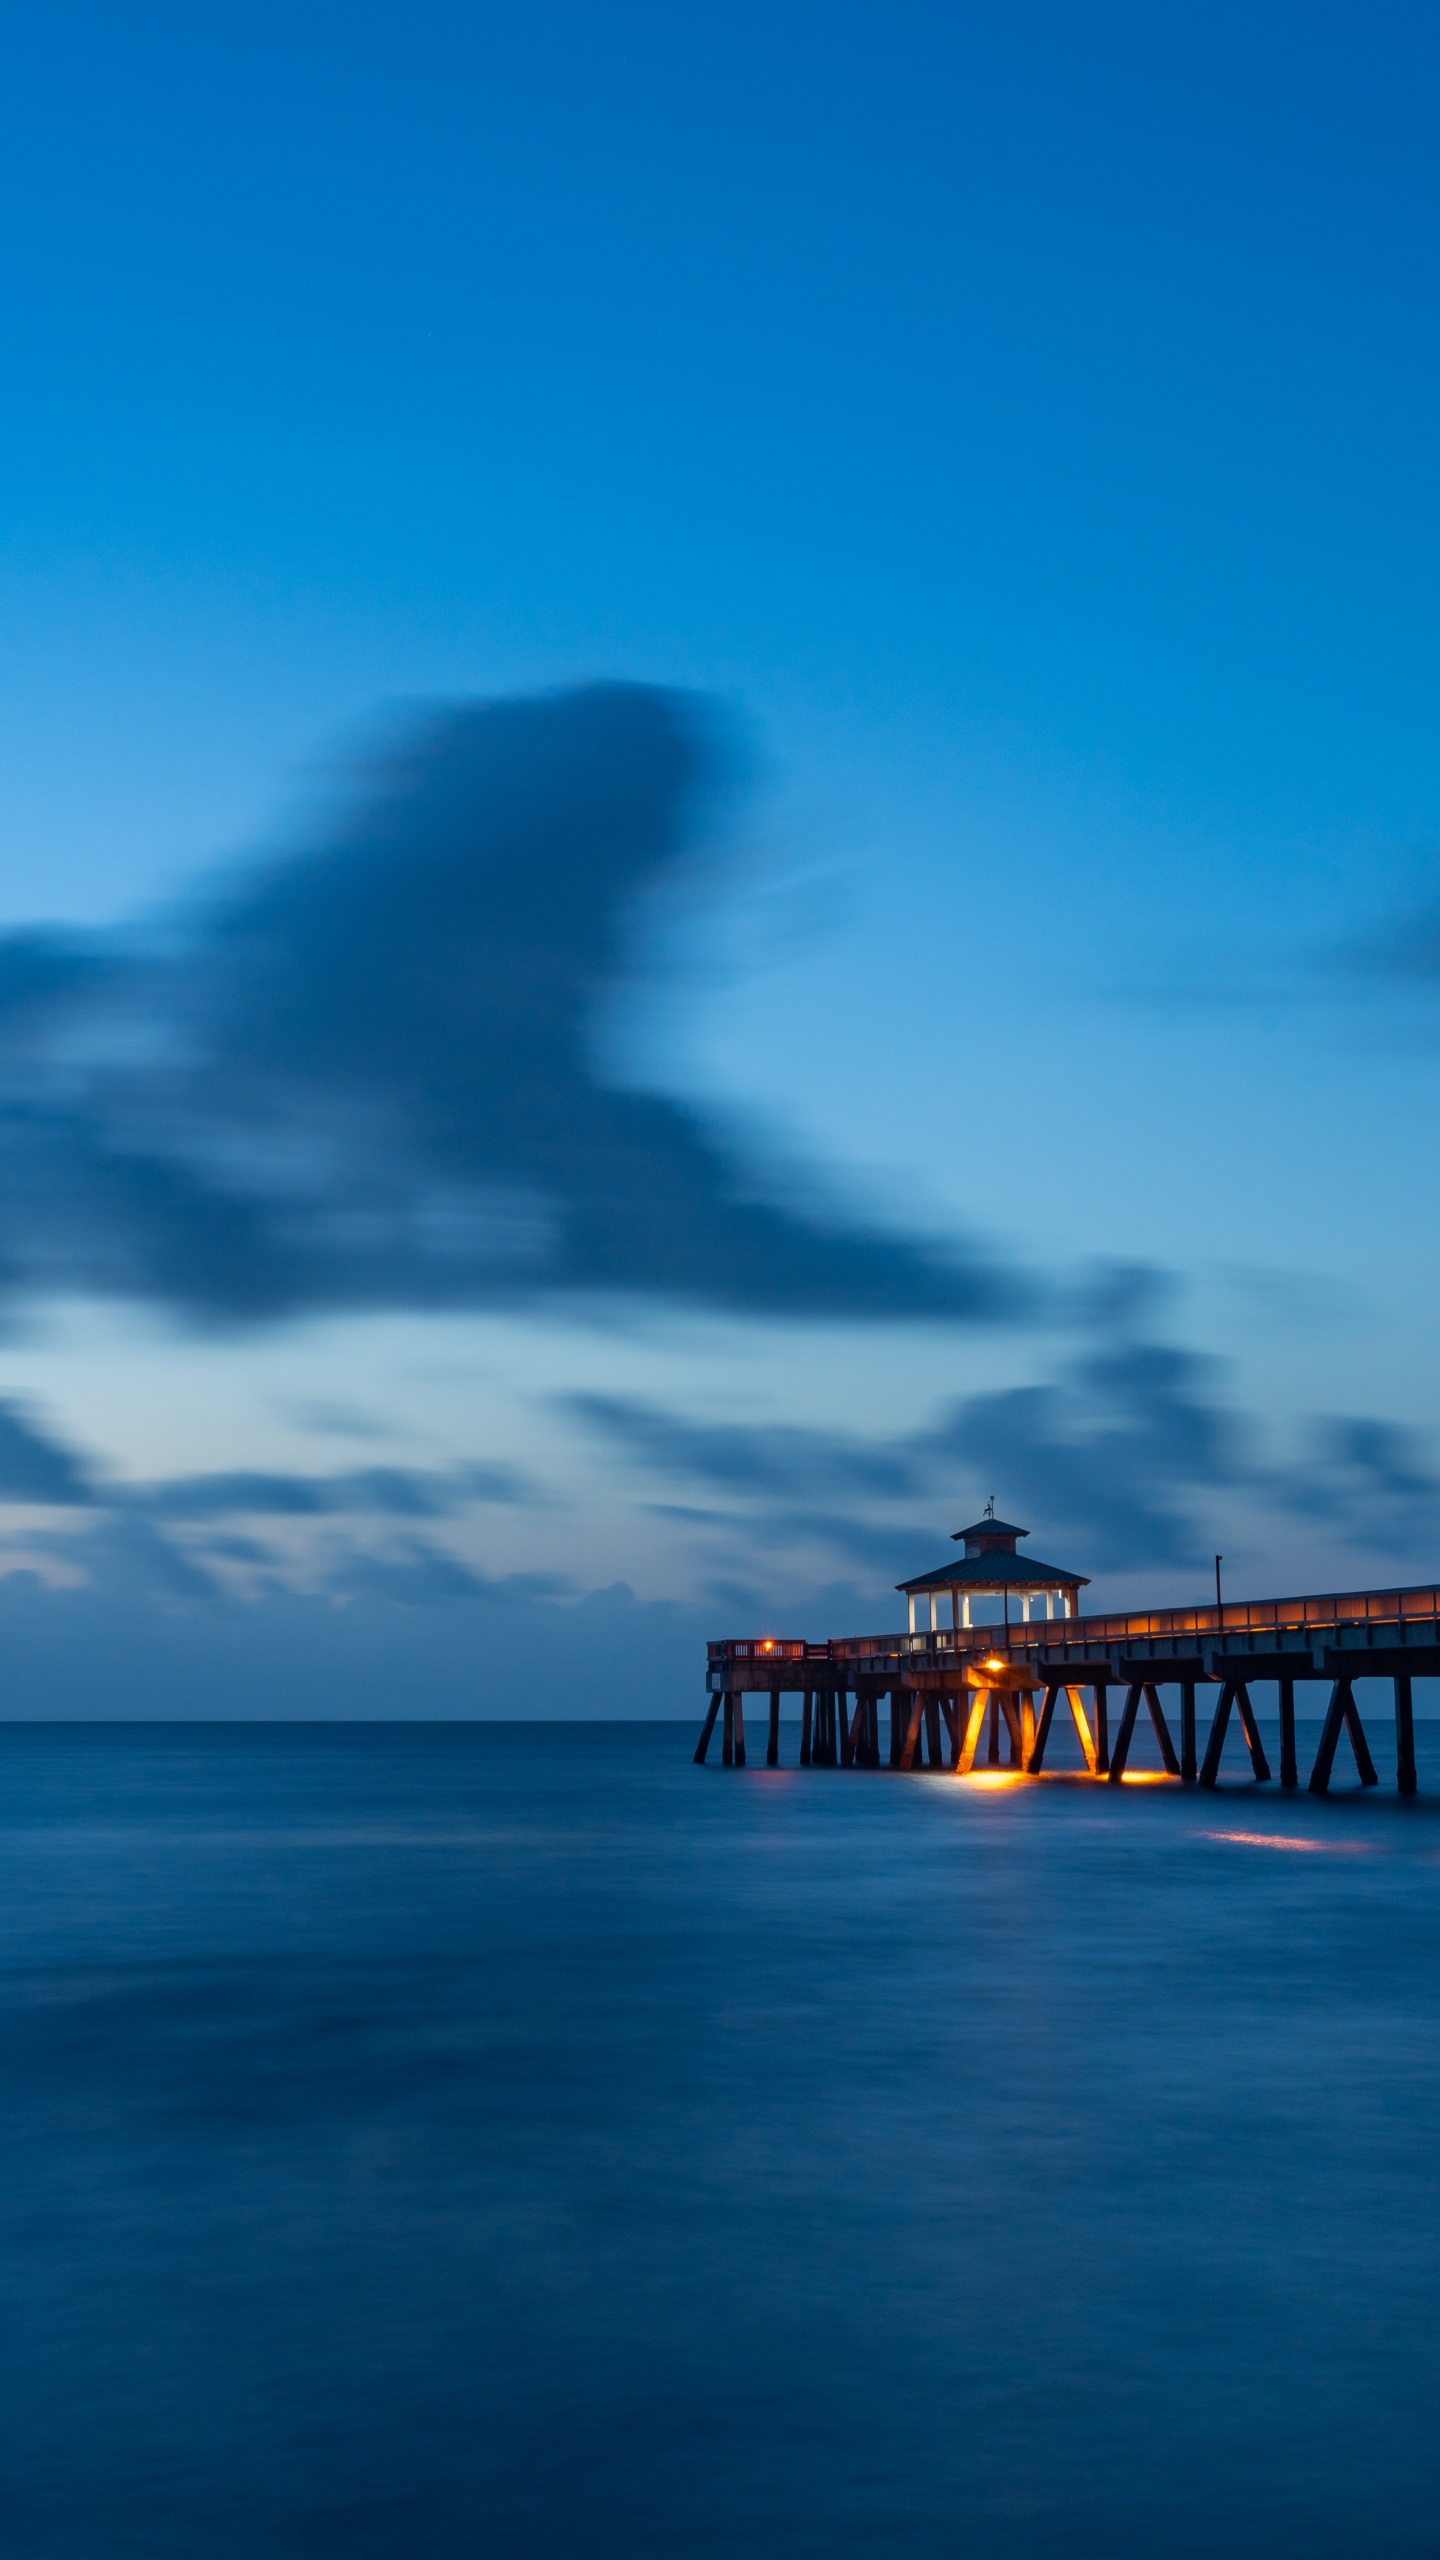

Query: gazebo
[897,1502,1089,1634]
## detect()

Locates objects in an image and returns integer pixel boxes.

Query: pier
[695,1513,1436,1793]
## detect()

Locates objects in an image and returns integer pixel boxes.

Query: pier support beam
[1309,1675,1378,1794]
[1234,1683,1271,1779]
[1068,1685,1099,1774]
[1108,1682,1180,1782]
[1027,1684,1060,1771]
[1396,1673,1418,1796]
[1093,1685,1110,1776]
[1199,1679,1270,1785]
[1180,1681,1197,1785]
[1279,1678,1298,1790]
[694,1691,721,1764]
[955,1686,989,1774]
[722,1693,734,1766]
[767,1691,780,1768]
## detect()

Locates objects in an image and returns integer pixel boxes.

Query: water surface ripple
[2,1720,1438,2557]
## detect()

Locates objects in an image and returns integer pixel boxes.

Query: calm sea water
[2,1716,1439,2558]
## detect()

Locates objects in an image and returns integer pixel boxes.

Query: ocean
[2,1716,1438,2557]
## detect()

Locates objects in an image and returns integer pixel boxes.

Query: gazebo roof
[896,1551,1090,1596]
[952,1515,1030,1544]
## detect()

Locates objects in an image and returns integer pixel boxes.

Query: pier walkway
[695,1581,1440,1794]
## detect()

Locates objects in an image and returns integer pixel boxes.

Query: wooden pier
[695,1579,1440,1794]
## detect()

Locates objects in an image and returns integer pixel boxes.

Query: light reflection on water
[0,1717,1438,2559]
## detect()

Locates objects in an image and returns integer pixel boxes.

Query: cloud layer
[0,683,1020,1327]
[570,1336,1440,1589]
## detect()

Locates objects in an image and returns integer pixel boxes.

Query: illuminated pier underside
[695,1583,1440,1794]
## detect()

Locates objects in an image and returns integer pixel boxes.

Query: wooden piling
[1278,1677,1298,1790]
[1308,1676,1377,1791]
[1308,1676,1350,1794]
[1028,1684,1061,1771]
[767,1691,780,1767]
[1067,1685,1099,1775]
[1342,1685,1378,1786]
[694,1691,721,1764]
[1198,1679,1235,1788]
[1093,1685,1110,1775]
[1396,1672,1418,1797]
[987,1694,1002,1765]
[799,1690,813,1766]
[722,1692,735,1767]
[924,1696,943,1768]
[1232,1682,1272,1781]
[732,1694,747,1767]
[1144,1683,1181,1775]
[1180,1681,1197,1785]
[1107,1682,1144,1783]
[955,1686,989,1774]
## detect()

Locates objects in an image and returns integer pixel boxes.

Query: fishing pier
[695,1511,1435,1794]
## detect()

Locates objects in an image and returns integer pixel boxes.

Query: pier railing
[708,1580,1440,1670]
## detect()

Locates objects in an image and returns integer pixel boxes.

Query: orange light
[962,1770,1023,1789]
[983,1654,1006,1670]
[761,1640,774,1653]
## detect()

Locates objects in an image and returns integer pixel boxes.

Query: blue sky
[1,0,1439,1710]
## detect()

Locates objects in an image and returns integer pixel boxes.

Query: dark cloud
[572,1336,1440,1583]
[0,1398,93,1505]
[565,1392,926,1501]
[125,1462,531,1522]
[325,1539,497,1608]
[0,683,1022,1328]
[1275,1416,1440,1551]
[922,1340,1254,1571]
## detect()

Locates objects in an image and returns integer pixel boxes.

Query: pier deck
[697,1580,1440,1793]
